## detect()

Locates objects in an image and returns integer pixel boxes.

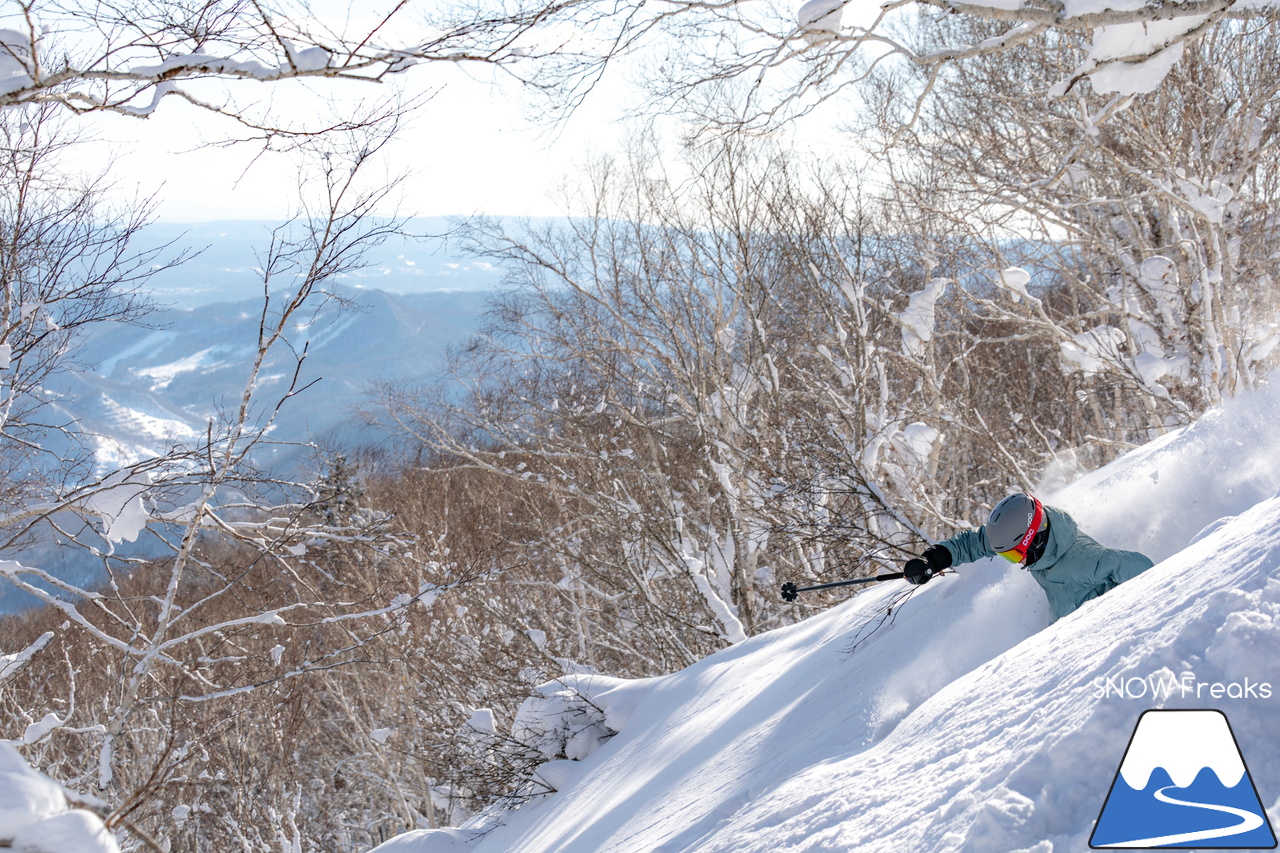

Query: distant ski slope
[58,286,490,470]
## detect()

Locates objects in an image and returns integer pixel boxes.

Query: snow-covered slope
[376,381,1280,853]
[1049,386,1280,564]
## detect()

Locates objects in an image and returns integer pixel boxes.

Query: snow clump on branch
[0,29,33,96]
[0,744,119,852]
[898,278,949,358]
[798,0,845,43]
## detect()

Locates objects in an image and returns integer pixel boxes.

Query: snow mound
[371,379,1280,853]
[0,744,118,852]
[511,676,622,764]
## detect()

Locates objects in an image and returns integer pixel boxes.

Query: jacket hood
[1032,506,1078,568]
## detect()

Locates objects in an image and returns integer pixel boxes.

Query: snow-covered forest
[2,0,1279,851]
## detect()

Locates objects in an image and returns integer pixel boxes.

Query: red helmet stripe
[1018,498,1044,552]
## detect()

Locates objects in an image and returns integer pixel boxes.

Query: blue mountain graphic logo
[1091,709,1277,849]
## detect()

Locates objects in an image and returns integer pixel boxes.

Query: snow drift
[0,744,117,852]
[373,380,1280,853]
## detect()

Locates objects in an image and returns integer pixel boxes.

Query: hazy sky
[44,0,851,225]
[74,62,628,223]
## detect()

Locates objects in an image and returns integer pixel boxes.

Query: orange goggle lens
[998,548,1026,563]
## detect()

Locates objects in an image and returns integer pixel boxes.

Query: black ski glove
[903,558,931,585]
[903,545,952,586]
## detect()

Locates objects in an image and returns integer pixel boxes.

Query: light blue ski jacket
[939,505,1154,621]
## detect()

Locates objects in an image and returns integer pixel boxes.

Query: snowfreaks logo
[1090,710,1277,849]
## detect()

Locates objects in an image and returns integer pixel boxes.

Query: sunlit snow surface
[375,380,1280,853]
[0,744,118,852]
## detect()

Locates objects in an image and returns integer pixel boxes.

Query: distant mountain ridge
[134,218,510,309]
[0,213,507,614]
[0,285,489,613]
[55,285,491,472]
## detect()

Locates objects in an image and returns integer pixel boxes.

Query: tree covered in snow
[4,0,1273,135]
[413,0,1280,129]
[0,123,450,850]
[365,137,1128,692]
[0,6,585,843]
[869,17,1280,443]
[0,106,176,520]
[0,0,562,132]
[372,142,877,663]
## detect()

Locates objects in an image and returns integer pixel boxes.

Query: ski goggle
[996,498,1045,563]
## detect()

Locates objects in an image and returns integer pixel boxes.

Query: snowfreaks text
[1093,672,1273,701]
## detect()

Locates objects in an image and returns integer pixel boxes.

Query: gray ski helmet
[986,493,1044,552]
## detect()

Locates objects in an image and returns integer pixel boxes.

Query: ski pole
[779,573,905,602]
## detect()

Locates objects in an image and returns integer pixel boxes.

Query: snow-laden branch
[0,0,559,129]
[0,630,52,683]
[6,0,1272,133]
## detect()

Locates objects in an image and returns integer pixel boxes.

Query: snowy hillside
[373,382,1280,853]
[53,287,488,470]
[0,286,487,614]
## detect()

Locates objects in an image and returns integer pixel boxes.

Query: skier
[902,493,1154,620]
